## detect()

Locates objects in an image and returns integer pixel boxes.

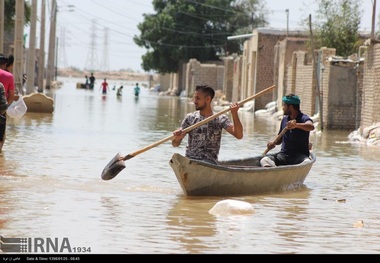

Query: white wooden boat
[169,152,316,196]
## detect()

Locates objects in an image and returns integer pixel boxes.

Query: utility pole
[371,0,377,39]
[26,0,37,95]
[0,0,4,53]
[46,0,57,89]
[37,0,46,92]
[309,14,323,131]
[14,0,24,93]
[85,20,98,71]
[58,27,68,69]
[100,27,109,71]
[286,9,289,36]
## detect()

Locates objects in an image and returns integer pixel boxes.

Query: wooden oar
[262,127,287,156]
[101,85,276,180]
[262,120,295,156]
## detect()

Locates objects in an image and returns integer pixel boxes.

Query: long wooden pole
[101,85,276,180]
[122,85,276,161]
[262,127,287,156]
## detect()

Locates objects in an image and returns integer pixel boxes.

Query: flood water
[1,76,380,255]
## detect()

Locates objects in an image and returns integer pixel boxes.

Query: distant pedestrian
[84,75,89,89]
[100,78,110,94]
[89,73,95,90]
[134,83,140,96]
[116,85,123,96]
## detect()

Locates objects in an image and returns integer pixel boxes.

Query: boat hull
[169,152,316,196]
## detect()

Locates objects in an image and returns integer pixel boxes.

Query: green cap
[282,95,300,105]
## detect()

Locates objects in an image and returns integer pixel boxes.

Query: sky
[34,0,376,73]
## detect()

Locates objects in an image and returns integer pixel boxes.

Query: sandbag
[208,199,255,216]
[362,123,380,139]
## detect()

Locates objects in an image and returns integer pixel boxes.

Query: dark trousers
[0,114,6,141]
[268,152,309,166]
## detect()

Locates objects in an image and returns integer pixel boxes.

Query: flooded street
[0,76,379,254]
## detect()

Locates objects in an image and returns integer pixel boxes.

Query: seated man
[260,94,314,167]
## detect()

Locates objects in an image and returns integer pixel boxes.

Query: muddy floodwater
[0,76,379,254]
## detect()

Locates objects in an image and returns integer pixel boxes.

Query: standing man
[0,54,16,152]
[260,94,314,167]
[134,83,140,96]
[89,73,95,90]
[84,75,89,89]
[100,78,110,94]
[172,84,243,164]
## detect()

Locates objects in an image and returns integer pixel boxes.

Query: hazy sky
[35,0,375,72]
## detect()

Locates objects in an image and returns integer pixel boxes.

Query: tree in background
[134,0,268,73]
[2,0,31,54]
[4,0,31,32]
[309,0,363,57]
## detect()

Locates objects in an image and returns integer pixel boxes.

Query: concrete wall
[232,56,243,103]
[222,56,235,102]
[159,73,174,93]
[241,39,252,102]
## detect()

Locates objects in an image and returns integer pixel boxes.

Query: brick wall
[163,31,378,132]
[283,47,365,130]
[255,32,284,109]
[248,29,307,110]
[276,38,308,108]
[326,63,358,130]
[293,51,315,117]
[184,59,224,97]
[361,43,380,128]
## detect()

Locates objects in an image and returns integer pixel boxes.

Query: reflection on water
[167,197,220,254]
[0,76,380,254]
